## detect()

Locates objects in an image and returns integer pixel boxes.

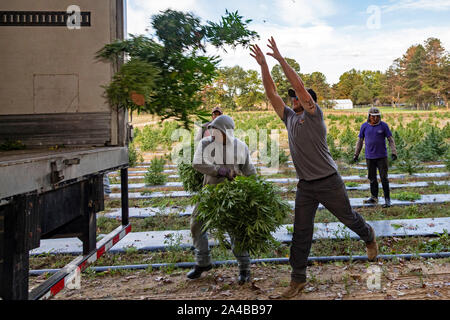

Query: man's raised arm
[267,37,316,115]
[250,44,285,120]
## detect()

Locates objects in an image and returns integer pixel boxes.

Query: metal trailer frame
[29,168,130,300]
[0,168,130,300]
[30,223,131,300]
[0,0,130,300]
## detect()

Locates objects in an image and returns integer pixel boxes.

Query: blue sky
[126,0,450,84]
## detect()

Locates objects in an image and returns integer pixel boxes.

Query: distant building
[328,99,354,109]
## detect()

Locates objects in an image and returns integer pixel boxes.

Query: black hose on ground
[29,252,450,275]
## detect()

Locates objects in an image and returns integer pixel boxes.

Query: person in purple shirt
[353,107,398,208]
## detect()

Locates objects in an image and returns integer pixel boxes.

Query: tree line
[98,9,448,130]
[202,37,449,110]
[97,9,259,127]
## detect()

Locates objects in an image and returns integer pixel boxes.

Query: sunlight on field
[130,107,449,167]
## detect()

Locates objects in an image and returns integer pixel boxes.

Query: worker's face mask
[369,115,380,124]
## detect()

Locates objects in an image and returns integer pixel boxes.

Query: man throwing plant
[353,107,398,208]
[188,114,256,284]
[250,37,378,299]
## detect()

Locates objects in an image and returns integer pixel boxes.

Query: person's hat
[288,89,296,98]
[212,107,223,115]
[288,88,318,103]
[368,107,381,116]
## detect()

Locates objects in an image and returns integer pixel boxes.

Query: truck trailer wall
[0,0,127,147]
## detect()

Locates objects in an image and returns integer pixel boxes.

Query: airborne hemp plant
[193,175,291,255]
[97,9,259,128]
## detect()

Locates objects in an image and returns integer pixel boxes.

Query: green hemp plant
[192,175,291,255]
[177,142,204,193]
[97,9,259,128]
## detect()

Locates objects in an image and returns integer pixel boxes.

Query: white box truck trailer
[0,0,131,300]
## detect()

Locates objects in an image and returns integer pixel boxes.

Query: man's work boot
[382,198,391,208]
[363,196,378,205]
[281,280,307,299]
[238,270,251,285]
[186,264,212,280]
[366,226,378,261]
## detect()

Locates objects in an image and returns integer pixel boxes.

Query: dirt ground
[35,258,450,300]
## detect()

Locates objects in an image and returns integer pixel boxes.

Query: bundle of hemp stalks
[192,175,291,255]
[177,143,204,193]
[178,162,204,193]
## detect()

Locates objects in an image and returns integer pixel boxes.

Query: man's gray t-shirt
[283,105,338,181]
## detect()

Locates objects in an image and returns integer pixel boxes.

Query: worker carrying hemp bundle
[188,114,291,284]
[187,114,256,284]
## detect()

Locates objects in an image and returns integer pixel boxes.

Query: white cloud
[217,23,450,85]
[129,0,198,13]
[125,0,450,85]
[126,0,200,36]
[214,22,337,81]
[382,0,450,12]
[273,0,338,27]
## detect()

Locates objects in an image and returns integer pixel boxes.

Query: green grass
[29,232,449,272]
[97,202,450,236]
[96,215,191,234]
[391,191,421,201]
[104,197,193,210]
[345,182,360,187]
[323,106,449,114]
[278,183,449,201]
[314,202,450,224]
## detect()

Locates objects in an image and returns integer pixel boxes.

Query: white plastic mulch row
[103,193,450,219]
[31,216,450,255]
[135,160,444,169]
[120,163,446,175]
[351,164,445,170]
[108,180,450,193]
[110,171,449,182]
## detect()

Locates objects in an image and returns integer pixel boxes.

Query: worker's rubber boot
[382,198,391,208]
[186,264,212,279]
[238,270,251,285]
[363,196,378,205]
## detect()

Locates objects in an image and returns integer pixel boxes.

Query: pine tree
[402,45,427,109]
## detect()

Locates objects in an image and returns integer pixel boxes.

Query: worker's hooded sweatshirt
[193,115,256,186]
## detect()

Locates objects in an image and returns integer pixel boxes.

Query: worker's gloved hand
[352,155,359,163]
[218,167,236,181]
[391,154,397,161]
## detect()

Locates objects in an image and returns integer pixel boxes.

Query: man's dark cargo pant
[290,172,375,283]
[366,157,390,200]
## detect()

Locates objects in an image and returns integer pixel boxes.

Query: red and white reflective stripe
[40,224,131,300]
